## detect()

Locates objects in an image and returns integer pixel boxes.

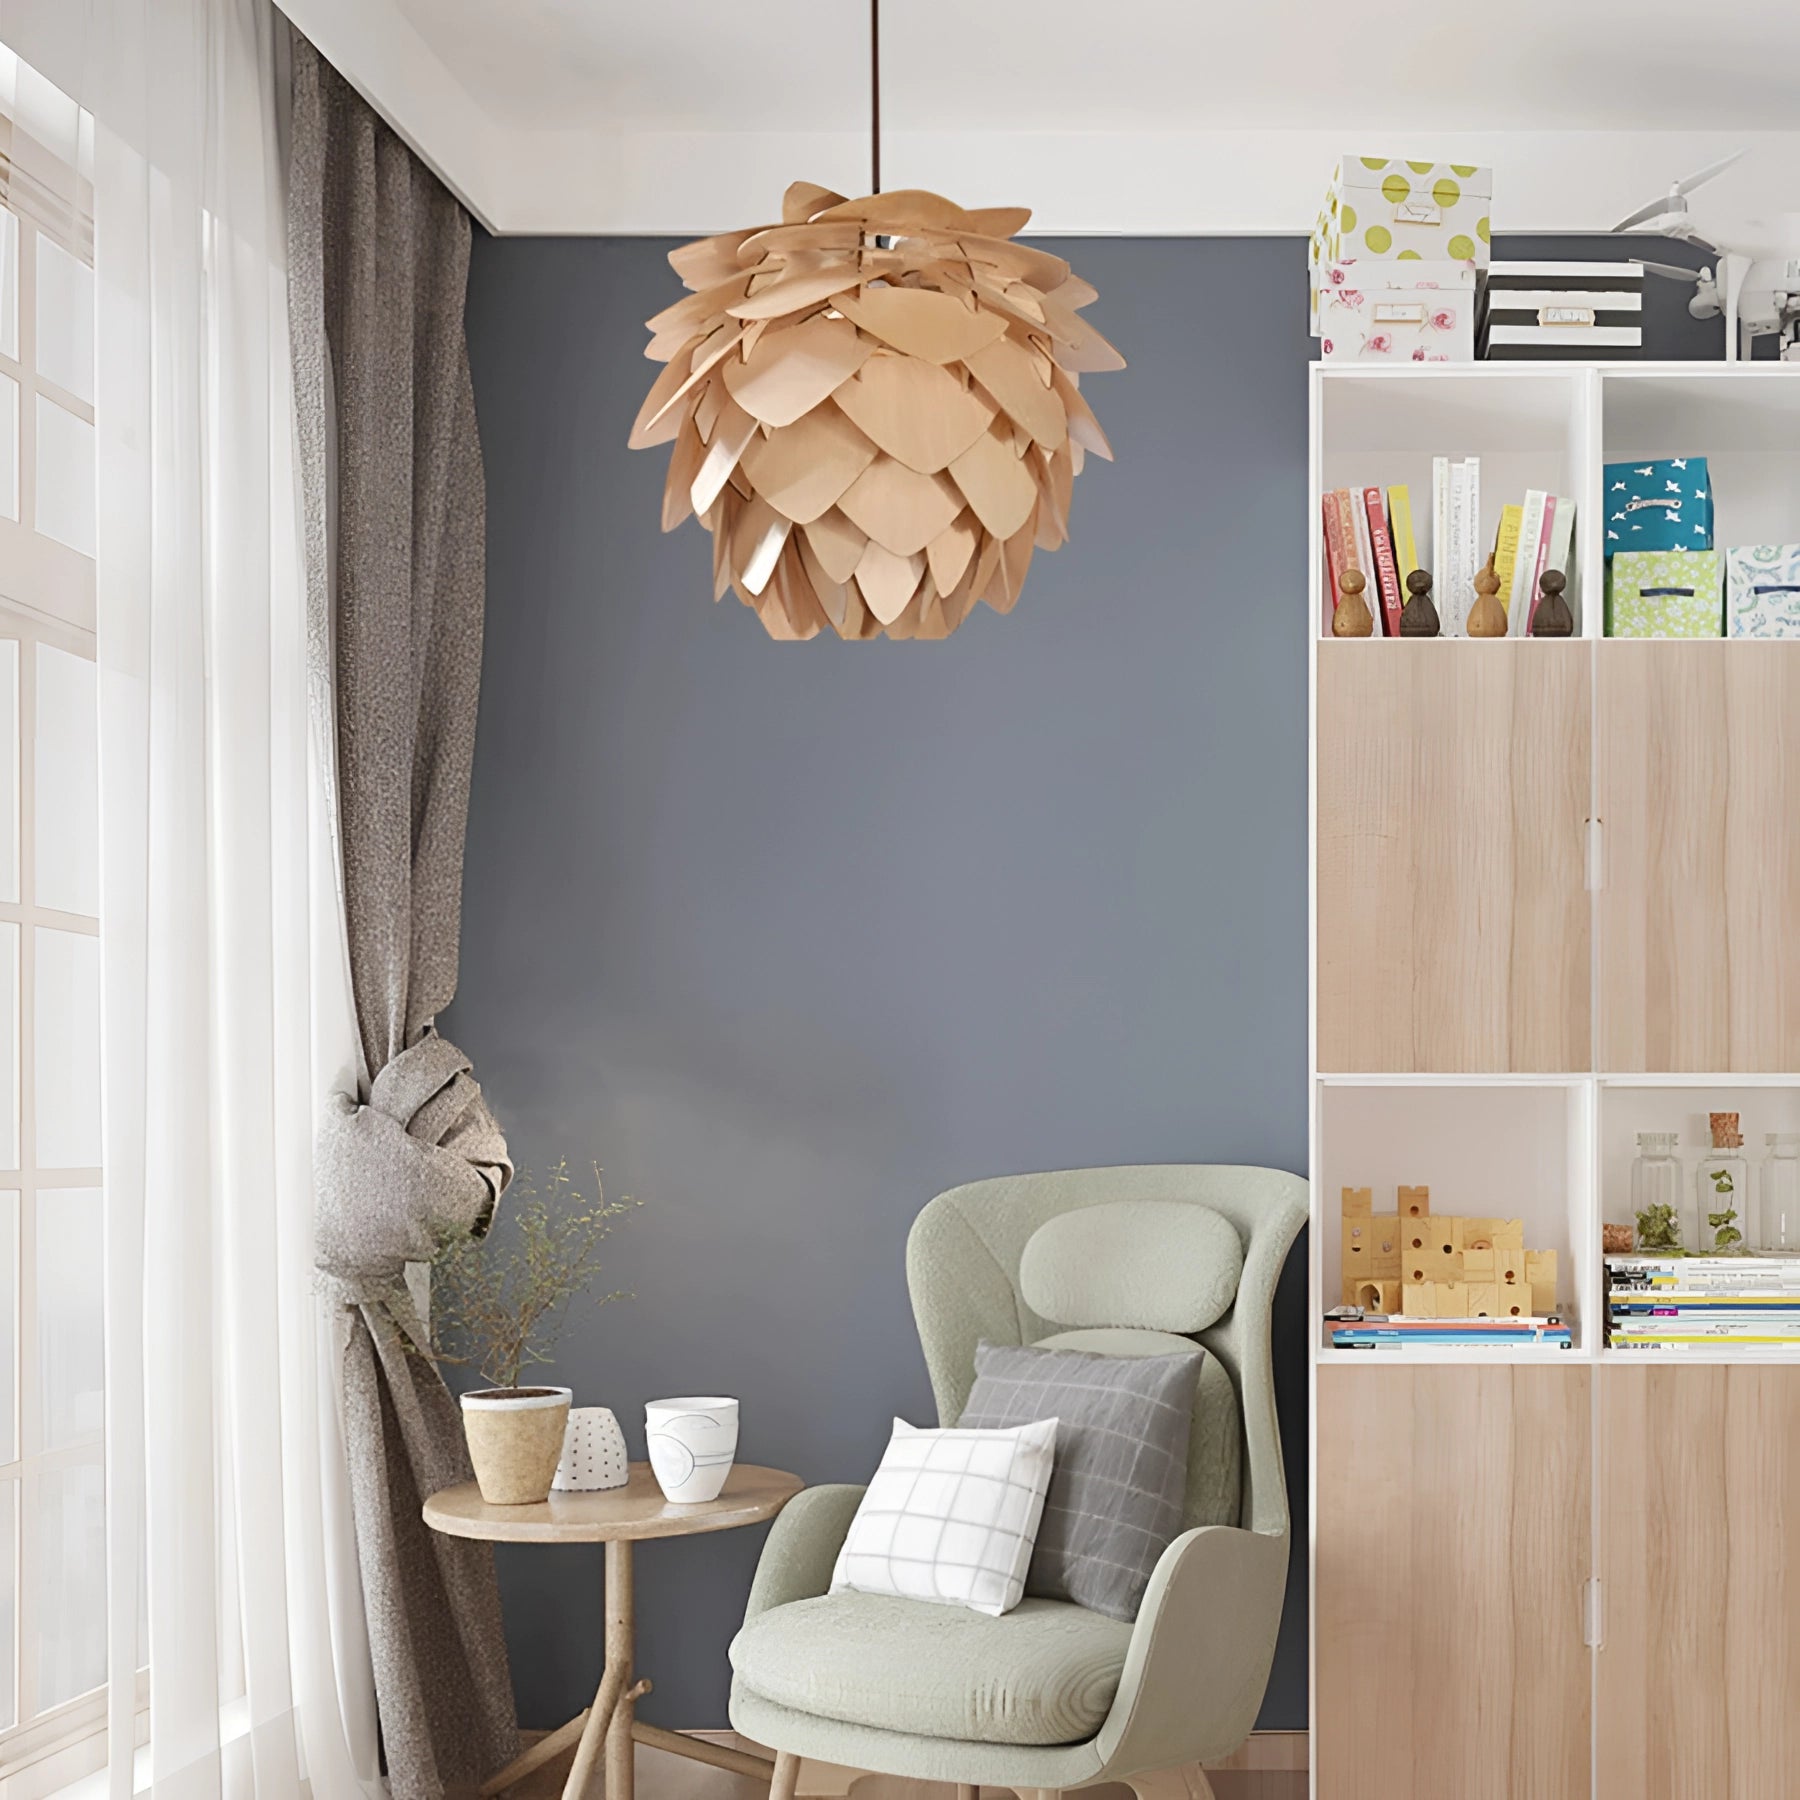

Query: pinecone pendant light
[628,7,1121,640]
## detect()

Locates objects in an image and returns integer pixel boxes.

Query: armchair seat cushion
[728,1591,1132,1746]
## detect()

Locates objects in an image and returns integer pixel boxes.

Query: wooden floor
[508,1736,1307,1800]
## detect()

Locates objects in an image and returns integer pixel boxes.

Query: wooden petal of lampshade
[631,182,1121,641]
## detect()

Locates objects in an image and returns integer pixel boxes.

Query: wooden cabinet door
[1316,643,1591,1072]
[1598,642,1800,1071]
[1315,1365,1593,1800]
[1599,1366,1800,1800]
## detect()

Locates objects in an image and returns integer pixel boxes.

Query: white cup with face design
[644,1396,739,1503]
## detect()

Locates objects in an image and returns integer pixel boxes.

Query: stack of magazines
[1607,1255,1800,1350]
[1329,1313,1573,1351]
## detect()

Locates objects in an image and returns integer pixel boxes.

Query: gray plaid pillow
[957,1339,1200,1622]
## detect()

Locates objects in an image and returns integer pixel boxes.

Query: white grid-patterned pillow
[829,1417,1058,1617]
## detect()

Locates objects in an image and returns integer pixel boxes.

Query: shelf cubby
[1315,1078,1592,1358]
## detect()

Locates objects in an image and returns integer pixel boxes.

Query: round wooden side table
[425,1462,804,1800]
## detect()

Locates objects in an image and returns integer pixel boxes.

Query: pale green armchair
[729,1165,1307,1800]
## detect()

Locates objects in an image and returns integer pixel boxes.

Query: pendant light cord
[870,0,881,195]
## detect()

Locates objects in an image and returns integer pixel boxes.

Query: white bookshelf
[1308,361,1800,1375]
[1309,361,1800,1800]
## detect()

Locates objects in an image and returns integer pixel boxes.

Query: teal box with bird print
[1603,456,1712,556]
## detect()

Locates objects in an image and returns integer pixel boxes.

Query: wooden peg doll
[1332,567,1375,638]
[1531,568,1574,637]
[1467,556,1507,638]
[1399,568,1440,637]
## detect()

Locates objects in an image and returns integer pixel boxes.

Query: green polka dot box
[1310,156,1491,334]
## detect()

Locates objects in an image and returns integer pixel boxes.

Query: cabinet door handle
[1583,1577,1605,1649]
[1586,818,1605,893]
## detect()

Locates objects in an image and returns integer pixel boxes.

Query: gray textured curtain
[287,38,519,1800]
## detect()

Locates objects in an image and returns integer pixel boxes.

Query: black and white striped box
[1481,261,1644,359]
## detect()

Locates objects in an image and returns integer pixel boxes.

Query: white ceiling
[279,0,1800,235]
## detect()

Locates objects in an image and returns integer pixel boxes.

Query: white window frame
[0,45,117,1785]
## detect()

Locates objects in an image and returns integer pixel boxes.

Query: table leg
[605,1538,635,1800]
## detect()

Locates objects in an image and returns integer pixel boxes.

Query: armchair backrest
[906,1164,1306,1538]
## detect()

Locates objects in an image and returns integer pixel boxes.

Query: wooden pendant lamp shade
[629,182,1122,640]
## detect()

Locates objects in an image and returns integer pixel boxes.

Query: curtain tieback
[314,1033,512,1319]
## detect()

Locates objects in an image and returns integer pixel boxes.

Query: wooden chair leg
[769,1751,801,1800]
[1124,1767,1218,1800]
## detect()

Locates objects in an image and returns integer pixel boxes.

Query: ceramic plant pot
[645,1396,738,1503]
[461,1386,573,1505]
[553,1405,631,1492]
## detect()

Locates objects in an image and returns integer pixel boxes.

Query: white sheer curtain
[0,1,381,1796]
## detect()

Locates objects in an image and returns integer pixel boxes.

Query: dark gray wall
[452,230,1716,1739]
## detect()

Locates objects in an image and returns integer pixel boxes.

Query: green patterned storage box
[1310,156,1491,334]
[1609,548,1723,638]
[1726,544,1800,638]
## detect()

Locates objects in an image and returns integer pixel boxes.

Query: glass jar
[1762,1134,1800,1253]
[1629,1132,1685,1254]
[1696,1112,1754,1256]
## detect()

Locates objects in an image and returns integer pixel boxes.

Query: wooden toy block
[1342,1214,1373,1274]
[1461,1218,1500,1251]
[1399,1185,1430,1218]
[1370,1215,1402,1279]
[1433,1281,1470,1319]
[1342,1186,1373,1219]
[1401,1282,1436,1319]
[1347,1278,1402,1315]
[1495,1219,1525,1250]
[1496,1250,1525,1295]
[1468,1282,1500,1318]
[1426,1216,1464,1262]
[1463,1245,1496,1279]
[1402,1222,1433,1287]
[1526,1250,1558,1314]
[1430,1251,1466,1282]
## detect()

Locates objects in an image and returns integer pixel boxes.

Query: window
[0,41,108,1779]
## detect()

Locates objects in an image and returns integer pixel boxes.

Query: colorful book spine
[1364,487,1403,636]
[1431,456,1449,618]
[1321,491,1348,634]
[1387,484,1419,582]
[1350,483,1375,614]
[1493,503,1523,615]
[1544,497,1576,626]
[1527,495,1558,633]
[1509,490,1548,636]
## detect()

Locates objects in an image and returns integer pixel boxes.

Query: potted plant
[430,1159,637,1505]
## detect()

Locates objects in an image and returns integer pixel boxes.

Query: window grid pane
[31,1460,102,1710]
[0,208,17,362]
[30,396,92,560]
[30,232,90,407]
[0,640,18,904]
[30,927,98,1171]
[32,643,95,915]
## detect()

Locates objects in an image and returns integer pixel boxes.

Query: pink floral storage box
[1318,261,1477,362]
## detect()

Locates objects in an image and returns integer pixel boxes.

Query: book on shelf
[1330,1313,1573,1350]
[1321,492,1349,634]
[1429,455,1481,634]
[1350,483,1376,621]
[1364,486,1403,635]
[1506,490,1547,634]
[1541,498,1575,628]
[1387,484,1420,582]
[1319,468,1574,638]
[1493,503,1523,612]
